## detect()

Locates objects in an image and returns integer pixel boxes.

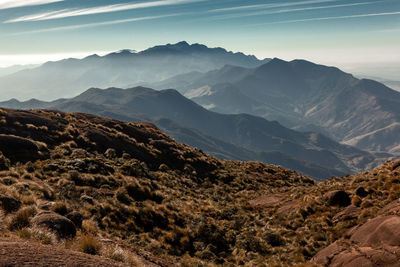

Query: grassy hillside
[0,108,399,266]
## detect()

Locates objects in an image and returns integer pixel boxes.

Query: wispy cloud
[0,0,62,10]
[251,11,400,25]
[9,14,180,35]
[209,0,341,13]
[6,0,203,23]
[209,2,374,21]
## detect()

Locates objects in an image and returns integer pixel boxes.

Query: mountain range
[0,42,269,101]
[0,41,398,179]
[147,58,400,154]
[0,86,386,180]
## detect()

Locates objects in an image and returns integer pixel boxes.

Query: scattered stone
[0,195,21,213]
[32,211,76,238]
[355,187,369,198]
[325,190,351,207]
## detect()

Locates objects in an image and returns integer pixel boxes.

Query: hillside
[0,42,269,101]
[0,87,383,180]
[1,108,400,266]
[152,59,400,154]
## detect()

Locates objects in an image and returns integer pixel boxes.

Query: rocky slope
[0,108,400,266]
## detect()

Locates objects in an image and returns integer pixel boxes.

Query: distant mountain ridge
[0,86,386,180]
[0,41,269,101]
[150,58,400,154]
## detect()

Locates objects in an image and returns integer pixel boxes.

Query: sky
[0,0,399,79]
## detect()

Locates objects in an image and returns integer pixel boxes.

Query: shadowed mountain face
[0,42,269,101]
[0,86,384,180]
[150,59,400,154]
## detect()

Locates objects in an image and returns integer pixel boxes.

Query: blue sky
[0,0,399,78]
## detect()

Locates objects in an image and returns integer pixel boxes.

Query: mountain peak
[173,41,190,47]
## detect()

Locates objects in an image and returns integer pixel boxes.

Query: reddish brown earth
[0,239,128,267]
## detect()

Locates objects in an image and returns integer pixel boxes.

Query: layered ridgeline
[0,87,382,180]
[1,108,400,266]
[0,42,269,101]
[149,58,400,155]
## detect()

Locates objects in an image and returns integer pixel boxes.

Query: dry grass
[0,108,398,265]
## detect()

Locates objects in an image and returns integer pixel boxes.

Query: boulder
[378,199,400,216]
[332,205,361,223]
[32,211,76,238]
[65,211,83,228]
[325,190,351,207]
[350,215,400,246]
[355,187,368,198]
[0,134,41,163]
[0,196,21,213]
[312,241,345,265]
[330,247,400,267]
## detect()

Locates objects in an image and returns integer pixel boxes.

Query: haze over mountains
[0,42,398,179]
[0,86,386,180]
[148,57,400,154]
[0,42,269,101]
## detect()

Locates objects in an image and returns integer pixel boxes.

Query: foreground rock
[312,200,400,266]
[325,190,351,207]
[32,211,77,238]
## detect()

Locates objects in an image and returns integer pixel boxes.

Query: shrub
[51,202,69,215]
[79,234,102,255]
[0,152,10,171]
[9,206,36,230]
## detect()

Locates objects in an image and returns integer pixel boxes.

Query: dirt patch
[0,239,126,267]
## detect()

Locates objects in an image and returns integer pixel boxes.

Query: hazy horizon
[0,0,399,80]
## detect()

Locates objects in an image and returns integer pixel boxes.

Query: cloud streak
[251,11,400,25]
[209,0,342,13]
[9,14,180,35]
[0,0,63,10]
[209,2,375,21]
[6,0,203,23]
